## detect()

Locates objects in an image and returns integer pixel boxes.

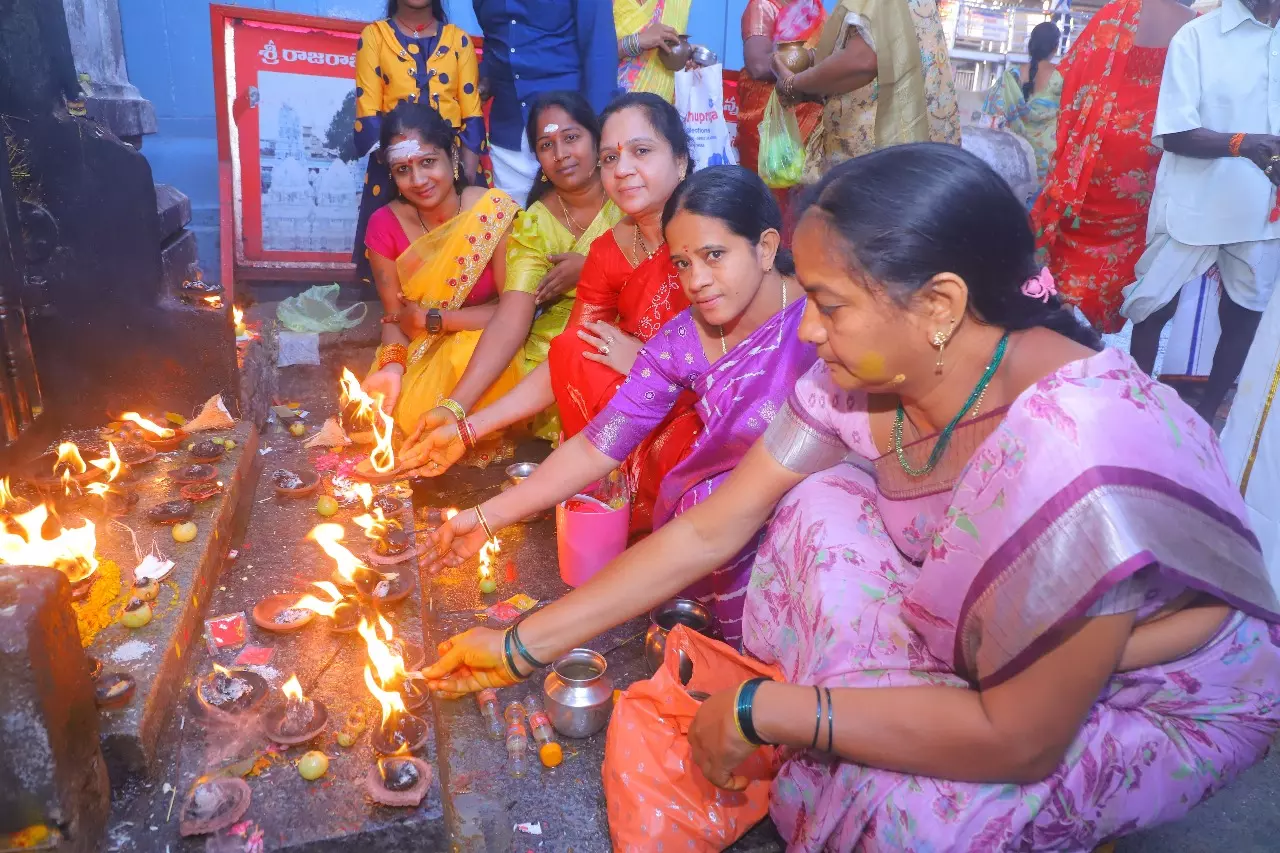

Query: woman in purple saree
[425,145,1280,850]
[425,166,816,644]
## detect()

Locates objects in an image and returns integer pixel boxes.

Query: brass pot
[775,40,812,74]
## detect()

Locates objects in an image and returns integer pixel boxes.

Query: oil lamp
[264,674,329,745]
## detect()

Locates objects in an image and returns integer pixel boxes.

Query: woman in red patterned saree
[1032,0,1194,333]
[400,93,699,538]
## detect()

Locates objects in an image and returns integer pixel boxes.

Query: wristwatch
[426,308,443,334]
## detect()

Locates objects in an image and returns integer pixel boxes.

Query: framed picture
[212,5,369,288]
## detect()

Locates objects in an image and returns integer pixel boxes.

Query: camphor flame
[358,616,408,690]
[444,508,458,521]
[0,503,99,584]
[89,442,123,482]
[353,507,400,542]
[369,400,395,474]
[364,664,407,727]
[307,523,369,584]
[292,580,345,618]
[0,477,20,511]
[477,537,500,584]
[55,442,88,475]
[212,662,234,678]
[120,412,176,439]
[339,368,377,431]
[281,674,305,702]
[353,482,373,509]
[233,305,245,327]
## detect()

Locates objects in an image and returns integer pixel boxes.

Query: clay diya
[353,458,399,484]
[193,667,269,717]
[366,529,416,567]
[365,755,432,807]
[271,467,320,498]
[398,673,431,714]
[179,777,251,837]
[100,486,139,516]
[147,499,195,525]
[390,639,426,673]
[372,494,403,515]
[180,481,223,503]
[252,594,315,633]
[69,577,95,602]
[371,711,430,755]
[324,596,366,634]
[117,442,158,467]
[95,673,136,708]
[141,429,186,453]
[263,677,329,745]
[188,440,225,464]
[170,464,217,485]
[353,566,413,606]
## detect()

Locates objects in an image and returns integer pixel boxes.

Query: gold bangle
[731,682,750,744]
[437,397,466,421]
[474,504,496,541]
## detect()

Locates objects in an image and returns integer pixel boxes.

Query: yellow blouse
[354,20,485,155]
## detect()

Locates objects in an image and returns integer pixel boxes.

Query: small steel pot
[543,648,613,739]
[644,598,711,682]
[690,45,718,67]
[505,461,538,486]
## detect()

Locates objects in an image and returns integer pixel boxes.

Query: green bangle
[735,677,769,746]
[502,628,526,681]
[510,623,547,671]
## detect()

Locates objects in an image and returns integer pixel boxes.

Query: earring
[933,319,956,374]
[453,161,460,180]
[540,173,548,183]
[678,166,688,181]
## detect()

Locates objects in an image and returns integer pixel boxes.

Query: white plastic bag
[674,65,737,171]
[276,284,367,333]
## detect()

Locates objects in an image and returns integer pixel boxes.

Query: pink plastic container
[556,496,630,587]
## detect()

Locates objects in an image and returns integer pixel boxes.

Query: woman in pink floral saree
[424,145,1280,851]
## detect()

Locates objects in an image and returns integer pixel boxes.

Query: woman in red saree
[1031,0,1194,333]
[399,92,699,537]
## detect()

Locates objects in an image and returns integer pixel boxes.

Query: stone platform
[90,422,259,781]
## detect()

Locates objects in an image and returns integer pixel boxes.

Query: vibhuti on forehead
[386,138,423,164]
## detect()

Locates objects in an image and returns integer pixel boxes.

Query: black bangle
[510,623,547,671]
[735,677,770,746]
[823,686,834,753]
[810,685,823,750]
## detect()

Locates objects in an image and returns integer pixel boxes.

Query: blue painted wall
[118,0,747,283]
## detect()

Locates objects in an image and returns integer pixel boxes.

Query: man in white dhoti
[1123,0,1280,423]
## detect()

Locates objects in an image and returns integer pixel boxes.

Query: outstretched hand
[423,627,520,698]
[422,507,490,573]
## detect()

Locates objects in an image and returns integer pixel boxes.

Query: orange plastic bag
[603,625,783,852]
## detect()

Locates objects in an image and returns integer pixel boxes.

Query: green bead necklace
[892,333,1009,477]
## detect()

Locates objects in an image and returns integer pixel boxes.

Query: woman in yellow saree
[379,95,622,459]
[362,103,521,465]
[614,0,692,103]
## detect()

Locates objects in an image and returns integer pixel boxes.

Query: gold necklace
[718,278,789,358]
[630,223,659,268]
[556,192,587,235]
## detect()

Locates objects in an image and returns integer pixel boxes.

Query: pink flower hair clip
[1021,267,1057,303]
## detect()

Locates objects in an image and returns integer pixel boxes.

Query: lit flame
[212,662,233,678]
[233,305,244,326]
[307,524,368,584]
[55,442,87,475]
[120,412,176,439]
[89,442,122,482]
[353,507,400,542]
[203,295,223,308]
[86,481,111,500]
[444,508,458,521]
[0,504,99,583]
[358,616,407,689]
[364,664,407,727]
[0,478,19,511]
[292,580,344,618]
[60,468,77,498]
[477,537,500,583]
[339,368,377,431]
[370,401,395,474]
[353,483,373,509]
[282,674,305,702]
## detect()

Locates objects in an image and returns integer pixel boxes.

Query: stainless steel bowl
[690,45,718,67]
[505,461,538,485]
[644,598,712,682]
[543,648,614,739]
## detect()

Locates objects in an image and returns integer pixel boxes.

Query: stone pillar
[0,566,109,853]
[60,0,156,144]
